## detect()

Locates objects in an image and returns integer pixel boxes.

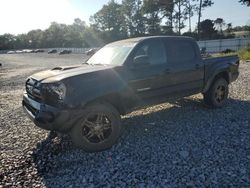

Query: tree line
[0,0,249,50]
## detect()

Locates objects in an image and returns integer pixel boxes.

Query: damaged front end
[22,78,78,132]
[41,82,67,105]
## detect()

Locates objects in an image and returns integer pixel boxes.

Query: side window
[134,40,167,65]
[165,40,196,65]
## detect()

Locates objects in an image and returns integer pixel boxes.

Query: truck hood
[31,64,114,83]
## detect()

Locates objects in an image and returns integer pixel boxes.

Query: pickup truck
[22,36,239,152]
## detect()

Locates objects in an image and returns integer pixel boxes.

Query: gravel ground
[0,54,250,187]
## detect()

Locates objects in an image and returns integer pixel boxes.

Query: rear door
[157,39,204,96]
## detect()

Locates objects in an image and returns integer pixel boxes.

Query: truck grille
[26,78,42,101]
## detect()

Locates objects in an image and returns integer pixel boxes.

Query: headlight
[43,82,67,100]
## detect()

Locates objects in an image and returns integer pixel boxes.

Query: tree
[223,23,235,38]
[199,19,216,39]
[232,25,250,32]
[239,0,250,6]
[159,0,199,34]
[197,0,214,39]
[15,34,29,49]
[187,0,197,32]
[26,29,43,48]
[226,23,233,33]
[122,0,146,37]
[0,34,16,50]
[142,0,162,35]
[214,18,225,34]
[63,18,86,47]
[0,18,105,50]
[82,27,105,47]
[173,0,190,35]
[90,0,127,42]
[157,0,175,34]
[42,22,69,47]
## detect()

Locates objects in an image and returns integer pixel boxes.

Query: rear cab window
[164,39,196,66]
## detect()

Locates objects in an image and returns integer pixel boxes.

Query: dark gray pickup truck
[22,36,239,152]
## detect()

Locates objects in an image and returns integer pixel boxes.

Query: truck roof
[108,36,195,46]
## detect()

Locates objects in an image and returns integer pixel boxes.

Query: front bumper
[22,92,78,132]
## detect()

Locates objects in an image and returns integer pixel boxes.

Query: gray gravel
[0,54,250,187]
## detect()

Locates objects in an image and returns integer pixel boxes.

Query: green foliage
[232,25,250,32]
[173,0,190,34]
[212,43,250,61]
[122,0,146,37]
[0,18,104,50]
[159,0,175,33]
[0,0,215,50]
[0,34,16,50]
[90,0,127,42]
[143,0,162,34]
[200,19,217,39]
[239,0,250,6]
[238,43,250,60]
[197,0,214,39]
[3,0,249,50]
[182,31,198,39]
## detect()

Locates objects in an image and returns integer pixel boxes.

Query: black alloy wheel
[203,78,229,108]
[70,102,122,152]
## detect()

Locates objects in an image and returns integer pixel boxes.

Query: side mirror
[133,55,150,67]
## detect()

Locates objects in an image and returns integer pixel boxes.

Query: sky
[0,0,249,35]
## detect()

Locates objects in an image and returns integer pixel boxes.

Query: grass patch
[238,44,250,60]
[211,43,250,61]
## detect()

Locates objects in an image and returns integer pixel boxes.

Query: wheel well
[214,71,229,83]
[204,71,229,93]
[84,93,125,115]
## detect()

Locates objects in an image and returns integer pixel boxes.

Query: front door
[125,39,168,102]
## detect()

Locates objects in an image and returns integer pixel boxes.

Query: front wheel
[203,78,229,108]
[70,102,122,152]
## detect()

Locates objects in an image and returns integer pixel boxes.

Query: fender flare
[203,69,231,93]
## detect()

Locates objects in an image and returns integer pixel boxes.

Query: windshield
[86,45,134,65]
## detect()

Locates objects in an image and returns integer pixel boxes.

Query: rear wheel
[70,102,122,152]
[203,78,229,108]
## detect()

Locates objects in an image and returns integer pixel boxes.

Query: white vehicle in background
[22,49,34,53]
[15,50,23,53]
[7,51,16,54]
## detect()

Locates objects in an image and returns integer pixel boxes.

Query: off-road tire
[203,78,229,108]
[70,102,122,152]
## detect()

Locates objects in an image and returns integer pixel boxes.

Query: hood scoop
[52,65,80,71]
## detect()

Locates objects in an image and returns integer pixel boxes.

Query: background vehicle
[22,49,34,53]
[34,49,45,53]
[7,50,15,54]
[22,36,239,152]
[48,49,57,54]
[59,49,72,55]
[86,48,98,56]
[15,50,23,53]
